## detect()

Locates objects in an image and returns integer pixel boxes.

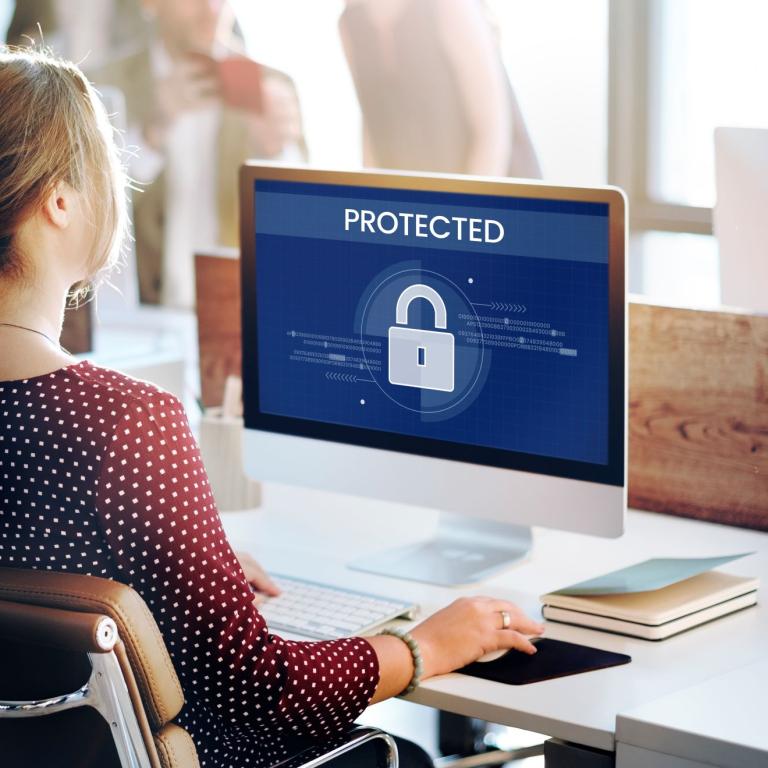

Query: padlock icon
[388,284,455,392]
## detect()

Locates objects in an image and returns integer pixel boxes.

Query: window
[609,0,768,303]
[611,0,768,231]
[650,0,768,209]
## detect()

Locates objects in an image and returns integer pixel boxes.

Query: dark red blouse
[0,361,379,767]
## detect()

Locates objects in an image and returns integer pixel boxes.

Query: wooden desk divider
[195,249,242,409]
[195,250,768,531]
[195,249,261,510]
[629,301,768,531]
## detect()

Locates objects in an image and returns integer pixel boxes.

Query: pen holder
[198,407,261,511]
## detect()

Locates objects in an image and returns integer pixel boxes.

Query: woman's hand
[367,596,544,703]
[144,55,220,150]
[235,551,280,604]
[411,597,545,678]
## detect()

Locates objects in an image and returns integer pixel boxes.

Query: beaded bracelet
[378,626,424,695]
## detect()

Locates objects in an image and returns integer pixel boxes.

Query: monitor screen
[242,170,624,486]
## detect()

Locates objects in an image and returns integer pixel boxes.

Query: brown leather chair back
[0,567,199,768]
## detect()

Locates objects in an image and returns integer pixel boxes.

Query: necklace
[0,321,62,350]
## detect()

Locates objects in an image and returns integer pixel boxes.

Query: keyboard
[257,574,419,640]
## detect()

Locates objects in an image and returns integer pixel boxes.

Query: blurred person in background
[6,0,145,67]
[5,1,55,47]
[339,0,540,179]
[92,0,307,308]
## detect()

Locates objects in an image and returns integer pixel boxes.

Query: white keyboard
[258,574,419,640]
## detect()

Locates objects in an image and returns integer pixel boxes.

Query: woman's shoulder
[68,362,192,452]
[70,360,184,417]
[0,359,181,409]
[0,360,190,456]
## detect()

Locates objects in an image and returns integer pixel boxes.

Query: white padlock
[388,284,455,393]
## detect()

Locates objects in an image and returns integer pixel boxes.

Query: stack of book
[540,554,759,641]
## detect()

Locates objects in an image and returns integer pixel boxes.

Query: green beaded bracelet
[378,626,423,695]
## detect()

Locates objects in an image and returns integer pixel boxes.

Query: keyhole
[417,347,427,367]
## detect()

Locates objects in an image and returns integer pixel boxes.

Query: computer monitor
[240,164,626,585]
[714,127,768,313]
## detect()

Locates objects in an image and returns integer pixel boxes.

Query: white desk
[221,484,767,763]
[616,661,768,768]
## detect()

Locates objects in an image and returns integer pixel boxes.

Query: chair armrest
[0,599,117,653]
[269,726,398,768]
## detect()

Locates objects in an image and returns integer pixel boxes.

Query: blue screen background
[254,180,610,465]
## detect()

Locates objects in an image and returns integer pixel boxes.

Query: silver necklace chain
[0,321,64,351]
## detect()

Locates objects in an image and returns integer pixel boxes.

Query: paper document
[553,553,755,596]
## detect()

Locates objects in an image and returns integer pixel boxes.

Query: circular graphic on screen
[358,267,486,415]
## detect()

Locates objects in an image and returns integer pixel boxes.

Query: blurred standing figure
[6,1,56,46]
[339,0,540,178]
[93,0,307,307]
[6,0,145,66]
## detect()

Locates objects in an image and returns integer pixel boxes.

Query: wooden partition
[195,249,768,531]
[628,302,768,531]
[195,249,242,408]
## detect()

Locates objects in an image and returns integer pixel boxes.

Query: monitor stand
[348,513,532,586]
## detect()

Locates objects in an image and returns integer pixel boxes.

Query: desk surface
[616,660,768,767]
[221,483,767,753]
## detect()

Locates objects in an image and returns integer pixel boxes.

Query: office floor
[359,699,545,766]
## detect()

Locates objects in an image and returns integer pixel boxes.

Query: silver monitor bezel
[240,164,626,537]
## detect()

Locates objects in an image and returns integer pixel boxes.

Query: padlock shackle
[395,284,448,329]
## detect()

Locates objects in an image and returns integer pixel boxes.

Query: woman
[0,49,543,768]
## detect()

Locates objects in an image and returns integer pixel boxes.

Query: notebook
[541,571,759,640]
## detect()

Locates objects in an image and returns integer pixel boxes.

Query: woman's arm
[237,554,543,704]
[95,388,542,731]
[436,0,512,175]
[94,391,379,740]
[366,635,414,703]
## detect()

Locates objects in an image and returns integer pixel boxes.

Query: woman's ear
[42,182,74,231]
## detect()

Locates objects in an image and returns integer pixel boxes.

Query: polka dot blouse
[0,361,379,767]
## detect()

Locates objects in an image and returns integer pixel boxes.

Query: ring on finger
[499,610,511,630]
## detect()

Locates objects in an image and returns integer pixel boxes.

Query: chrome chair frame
[0,616,154,768]
[0,612,398,768]
[275,727,399,768]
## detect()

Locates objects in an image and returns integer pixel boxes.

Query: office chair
[0,567,398,768]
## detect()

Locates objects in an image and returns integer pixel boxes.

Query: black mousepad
[459,638,631,685]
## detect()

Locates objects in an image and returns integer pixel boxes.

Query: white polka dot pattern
[0,361,379,767]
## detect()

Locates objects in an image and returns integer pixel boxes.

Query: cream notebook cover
[542,591,758,640]
[541,571,759,625]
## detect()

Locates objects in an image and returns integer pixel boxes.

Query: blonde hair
[0,47,127,298]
